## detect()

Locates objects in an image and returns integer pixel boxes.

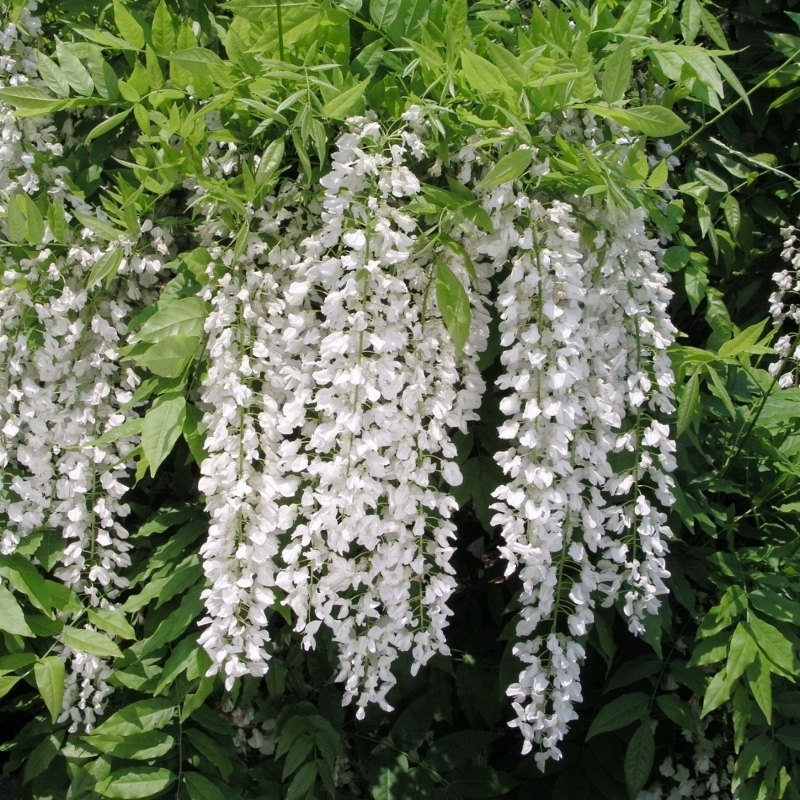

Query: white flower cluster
[197,114,488,716]
[58,641,115,733]
[639,712,732,800]
[768,222,800,388]
[463,148,676,764]
[0,2,168,731]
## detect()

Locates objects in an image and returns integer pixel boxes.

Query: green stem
[276,0,285,61]
[672,47,800,158]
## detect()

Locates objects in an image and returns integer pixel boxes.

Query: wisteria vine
[0,2,682,760]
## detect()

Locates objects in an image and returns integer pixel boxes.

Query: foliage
[0,0,799,799]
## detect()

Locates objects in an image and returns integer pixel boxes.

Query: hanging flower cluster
[197,113,489,717]
[0,1,680,752]
[0,1,171,731]
[457,135,677,763]
[768,221,800,387]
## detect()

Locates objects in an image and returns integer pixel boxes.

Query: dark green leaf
[185,728,233,781]
[34,657,65,723]
[624,723,654,800]
[286,761,317,800]
[184,773,226,800]
[390,695,434,750]
[586,693,649,740]
[141,393,187,476]
[656,695,697,733]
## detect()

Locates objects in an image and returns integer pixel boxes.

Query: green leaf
[624,722,654,800]
[73,210,123,242]
[680,0,701,45]
[725,622,758,684]
[615,0,651,35]
[712,55,751,113]
[131,296,210,343]
[134,336,201,377]
[63,626,124,659]
[97,767,176,799]
[183,404,207,465]
[87,246,124,289]
[447,766,516,798]
[56,40,94,96]
[37,51,70,97]
[141,393,187,476]
[0,86,66,114]
[282,735,313,781]
[323,78,370,120]
[695,168,728,193]
[699,6,729,49]
[390,695,434,750]
[86,110,131,144]
[286,761,317,800]
[676,372,700,437]
[427,731,499,772]
[152,0,177,55]
[370,0,402,28]
[88,608,136,640]
[477,149,534,190]
[586,693,649,740]
[706,366,735,419]
[602,38,632,104]
[185,729,233,781]
[0,583,33,636]
[113,0,145,49]
[184,773,226,800]
[0,675,20,699]
[23,732,63,785]
[747,616,799,678]
[586,104,687,137]
[6,193,27,243]
[141,583,204,656]
[84,732,175,760]
[255,139,285,193]
[0,553,53,613]
[747,590,800,626]
[34,657,65,723]
[449,0,468,40]
[656,694,697,733]
[702,669,731,717]
[748,655,773,723]
[21,194,43,244]
[89,418,143,447]
[167,48,225,75]
[92,698,176,737]
[723,195,741,238]
[436,260,471,356]
[717,320,770,363]
[777,725,800,750]
[646,159,669,189]
[461,49,512,99]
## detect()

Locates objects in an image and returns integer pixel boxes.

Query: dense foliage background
[1,0,800,798]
